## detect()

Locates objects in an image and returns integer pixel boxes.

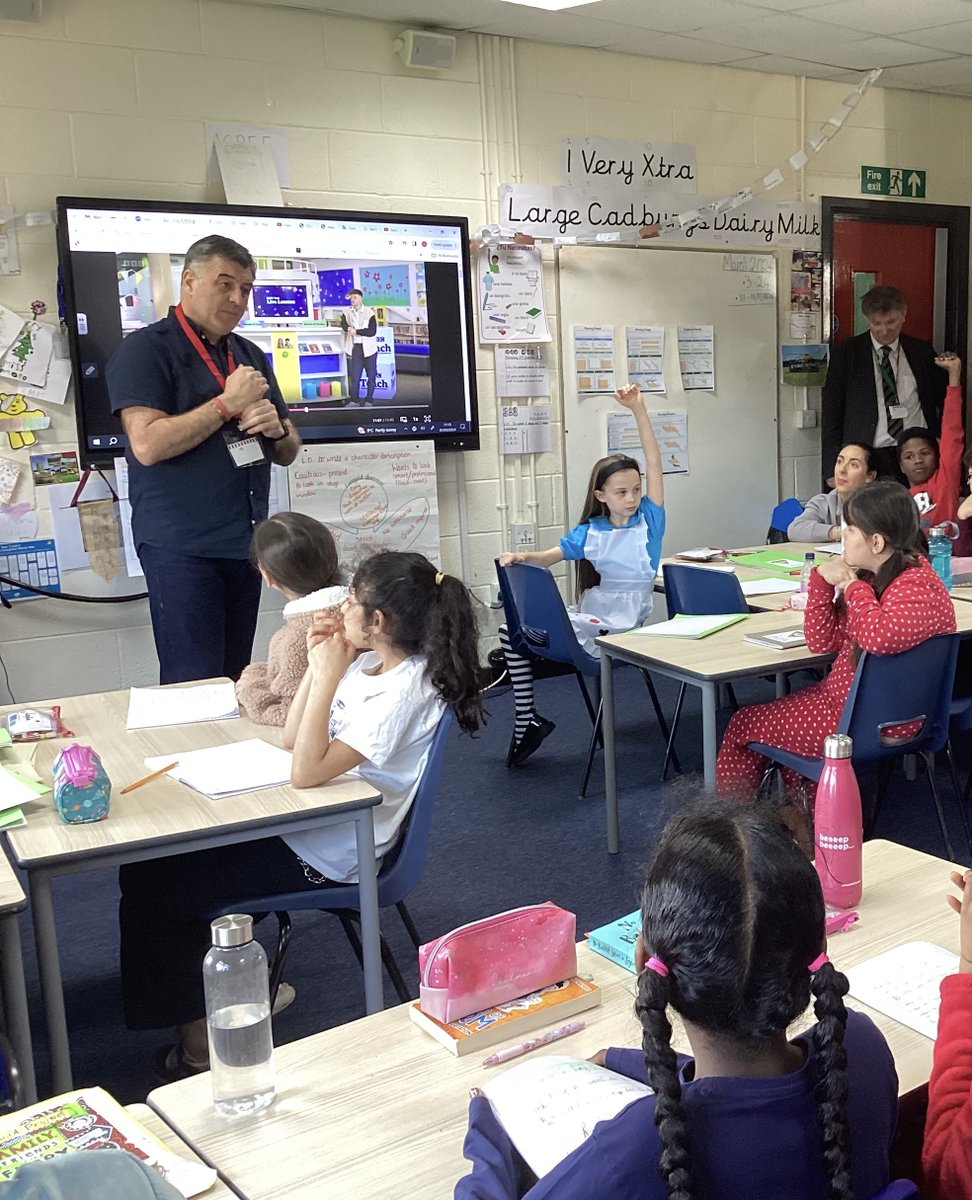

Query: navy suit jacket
[821,331,946,485]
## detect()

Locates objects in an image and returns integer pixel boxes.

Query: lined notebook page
[845,941,958,1039]
[144,739,292,798]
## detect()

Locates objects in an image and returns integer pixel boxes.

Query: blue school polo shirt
[107,308,288,560]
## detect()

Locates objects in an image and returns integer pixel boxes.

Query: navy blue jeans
[138,544,263,684]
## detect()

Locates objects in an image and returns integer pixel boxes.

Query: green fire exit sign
[861,166,926,198]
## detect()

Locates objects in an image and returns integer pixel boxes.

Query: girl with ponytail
[456,801,898,1200]
[717,479,954,798]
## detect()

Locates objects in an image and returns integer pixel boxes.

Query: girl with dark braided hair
[456,801,897,1200]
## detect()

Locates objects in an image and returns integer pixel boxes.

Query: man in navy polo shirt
[108,235,302,684]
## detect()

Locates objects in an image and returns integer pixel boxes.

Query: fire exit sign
[861,166,926,198]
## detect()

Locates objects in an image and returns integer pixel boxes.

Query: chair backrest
[839,632,960,759]
[868,1181,920,1200]
[496,560,598,677]
[375,708,454,904]
[663,563,748,620]
[768,496,804,541]
[494,558,532,659]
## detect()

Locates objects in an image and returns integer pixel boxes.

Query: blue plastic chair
[496,560,677,795]
[749,633,963,859]
[661,564,749,779]
[768,496,804,543]
[211,709,455,1006]
[869,1183,919,1200]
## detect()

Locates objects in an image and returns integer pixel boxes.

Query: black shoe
[511,716,555,766]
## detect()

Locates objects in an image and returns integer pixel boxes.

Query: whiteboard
[558,245,779,552]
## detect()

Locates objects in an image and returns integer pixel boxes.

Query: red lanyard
[174,303,236,387]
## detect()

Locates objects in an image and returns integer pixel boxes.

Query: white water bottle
[203,914,276,1116]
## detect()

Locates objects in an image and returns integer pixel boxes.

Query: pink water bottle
[814,733,863,908]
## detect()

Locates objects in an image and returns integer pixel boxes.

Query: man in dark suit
[821,284,947,485]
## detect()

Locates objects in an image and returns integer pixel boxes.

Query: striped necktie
[880,345,903,438]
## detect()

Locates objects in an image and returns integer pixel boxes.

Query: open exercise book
[144,739,292,798]
[482,1054,652,1178]
[633,613,747,639]
[844,940,958,1040]
[127,682,239,729]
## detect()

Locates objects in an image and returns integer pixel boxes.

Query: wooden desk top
[4,687,379,869]
[0,845,25,914]
[149,840,960,1200]
[603,608,828,680]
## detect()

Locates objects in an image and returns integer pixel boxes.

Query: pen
[120,761,179,795]
[482,1020,585,1067]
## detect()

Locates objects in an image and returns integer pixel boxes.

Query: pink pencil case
[418,902,577,1023]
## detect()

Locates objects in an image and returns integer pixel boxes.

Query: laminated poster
[478,244,550,345]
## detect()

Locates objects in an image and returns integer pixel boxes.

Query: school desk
[602,584,972,851]
[1,685,381,1093]
[127,1103,236,1200]
[0,846,34,1103]
[146,840,961,1200]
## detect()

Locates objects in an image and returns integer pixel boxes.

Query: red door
[831,219,938,344]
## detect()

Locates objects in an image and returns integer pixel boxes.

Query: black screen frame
[56,195,481,469]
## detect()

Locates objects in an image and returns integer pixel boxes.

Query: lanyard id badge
[222,428,267,467]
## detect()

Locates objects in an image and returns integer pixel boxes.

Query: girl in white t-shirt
[118,551,484,1078]
[282,550,485,881]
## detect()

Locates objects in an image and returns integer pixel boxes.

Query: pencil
[120,761,178,794]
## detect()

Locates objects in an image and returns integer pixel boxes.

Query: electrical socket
[512,522,536,549]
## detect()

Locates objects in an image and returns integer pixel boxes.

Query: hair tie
[644,955,669,978]
[434,571,445,586]
[808,952,830,973]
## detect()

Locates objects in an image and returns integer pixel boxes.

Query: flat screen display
[56,197,480,467]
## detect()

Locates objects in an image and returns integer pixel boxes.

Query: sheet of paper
[814,544,842,555]
[127,682,240,730]
[500,404,552,455]
[48,475,116,573]
[625,325,665,393]
[606,409,689,476]
[494,345,549,397]
[633,613,747,638]
[482,1055,651,1179]
[477,243,550,344]
[144,739,293,799]
[0,320,54,387]
[113,456,144,578]
[214,138,283,206]
[740,577,801,596]
[0,764,48,807]
[573,325,615,394]
[845,941,958,1040]
[677,324,714,391]
[13,355,71,406]
[0,304,25,360]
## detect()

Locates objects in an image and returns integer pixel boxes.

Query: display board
[558,245,779,553]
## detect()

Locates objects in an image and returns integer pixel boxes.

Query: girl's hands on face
[307,610,344,653]
[816,556,858,588]
[307,629,356,678]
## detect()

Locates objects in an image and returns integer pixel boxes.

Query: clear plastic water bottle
[203,914,276,1116]
[814,733,863,909]
[799,551,815,593]
[928,523,956,591]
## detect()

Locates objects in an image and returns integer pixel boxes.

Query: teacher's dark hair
[352,551,485,734]
[635,799,853,1200]
[183,235,256,276]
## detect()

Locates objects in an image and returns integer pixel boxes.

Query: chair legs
[639,670,682,777]
[270,912,293,1011]
[396,900,422,950]
[662,684,687,781]
[337,913,412,1005]
[918,752,957,862]
[864,761,894,840]
[943,742,972,859]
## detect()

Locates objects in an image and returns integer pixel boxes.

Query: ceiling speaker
[394,30,457,71]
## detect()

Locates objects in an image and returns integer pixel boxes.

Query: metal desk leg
[602,653,619,854]
[701,681,719,790]
[0,916,35,1103]
[353,811,382,1014]
[30,869,73,1091]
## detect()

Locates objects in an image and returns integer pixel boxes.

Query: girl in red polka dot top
[717,480,956,799]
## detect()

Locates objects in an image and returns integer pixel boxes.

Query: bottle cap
[823,732,853,759]
[210,913,254,948]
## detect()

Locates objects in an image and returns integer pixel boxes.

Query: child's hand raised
[615,383,644,410]
[946,868,972,973]
[935,352,962,386]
